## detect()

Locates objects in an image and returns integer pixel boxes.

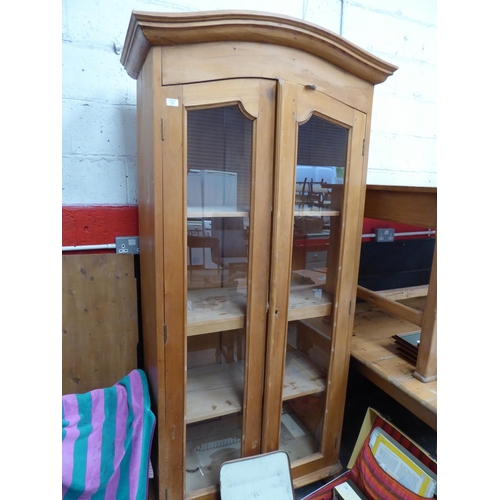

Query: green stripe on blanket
[62,370,155,500]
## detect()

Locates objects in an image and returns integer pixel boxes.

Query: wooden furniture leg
[413,240,437,382]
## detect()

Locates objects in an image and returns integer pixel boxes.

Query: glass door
[263,82,367,479]
[175,79,276,497]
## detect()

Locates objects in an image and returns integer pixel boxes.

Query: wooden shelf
[283,348,326,400]
[187,206,339,218]
[187,287,247,336]
[288,288,332,322]
[187,362,244,424]
[188,208,248,218]
[186,349,326,424]
[294,208,340,217]
[187,285,332,336]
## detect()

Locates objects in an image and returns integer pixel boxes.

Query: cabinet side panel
[161,84,187,500]
[136,47,166,494]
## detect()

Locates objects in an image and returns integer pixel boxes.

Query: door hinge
[163,324,167,344]
[362,138,365,156]
[349,300,352,315]
[161,118,165,141]
[165,488,168,500]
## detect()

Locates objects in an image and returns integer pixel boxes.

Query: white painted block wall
[62,0,437,206]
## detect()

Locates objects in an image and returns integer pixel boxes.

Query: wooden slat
[364,185,437,228]
[375,285,428,301]
[62,254,138,395]
[414,242,437,382]
[357,285,424,326]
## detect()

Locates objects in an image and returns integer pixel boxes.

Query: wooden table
[350,296,437,431]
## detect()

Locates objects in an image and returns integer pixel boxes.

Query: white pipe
[362,230,435,238]
[62,243,117,252]
[62,229,435,252]
[394,230,436,237]
[340,0,345,36]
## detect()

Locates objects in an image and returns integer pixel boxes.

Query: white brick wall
[62,0,437,205]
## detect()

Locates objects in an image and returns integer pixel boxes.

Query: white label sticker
[166,98,179,107]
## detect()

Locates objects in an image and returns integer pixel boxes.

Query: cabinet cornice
[121,10,398,84]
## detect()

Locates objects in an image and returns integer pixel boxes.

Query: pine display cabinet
[121,10,397,500]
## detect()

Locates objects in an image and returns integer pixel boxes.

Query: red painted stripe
[62,206,431,251]
[62,206,139,250]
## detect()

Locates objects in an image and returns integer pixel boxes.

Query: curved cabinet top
[121,10,398,84]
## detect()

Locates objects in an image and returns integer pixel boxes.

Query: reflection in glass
[281,114,349,462]
[185,105,253,492]
[186,106,252,290]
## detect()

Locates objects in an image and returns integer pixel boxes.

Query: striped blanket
[62,369,155,499]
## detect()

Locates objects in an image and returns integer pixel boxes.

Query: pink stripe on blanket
[128,370,145,499]
[78,390,105,498]
[105,385,128,500]
[62,395,80,497]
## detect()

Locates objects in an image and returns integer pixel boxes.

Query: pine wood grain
[185,350,325,425]
[123,11,396,496]
[351,296,437,430]
[364,185,437,228]
[62,254,138,395]
[122,11,398,84]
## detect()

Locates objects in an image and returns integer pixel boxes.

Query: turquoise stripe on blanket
[117,375,135,499]
[94,387,117,500]
[62,369,155,500]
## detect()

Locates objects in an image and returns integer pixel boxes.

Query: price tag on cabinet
[166,98,179,107]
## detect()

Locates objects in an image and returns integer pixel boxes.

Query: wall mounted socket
[115,236,140,254]
[374,228,395,243]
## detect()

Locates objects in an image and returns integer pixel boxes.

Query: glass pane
[282,115,348,462]
[185,329,245,493]
[185,105,253,492]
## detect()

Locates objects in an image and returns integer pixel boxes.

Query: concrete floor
[294,365,437,499]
